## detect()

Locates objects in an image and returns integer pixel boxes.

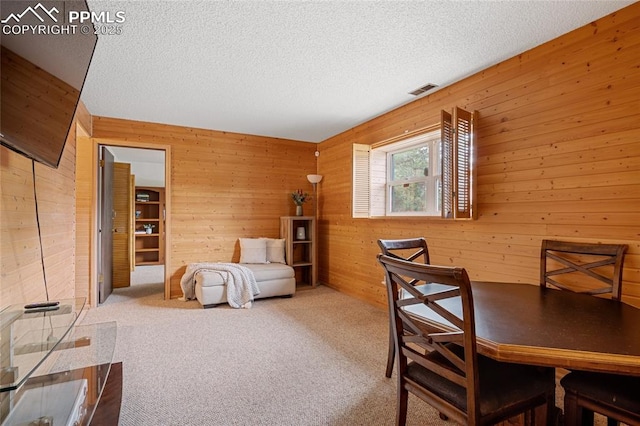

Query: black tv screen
[0,0,97,169]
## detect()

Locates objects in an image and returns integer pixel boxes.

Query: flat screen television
[0,0,97,169]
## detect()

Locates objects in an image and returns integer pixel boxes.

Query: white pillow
[239,238,268,264]
[262,238,286,264]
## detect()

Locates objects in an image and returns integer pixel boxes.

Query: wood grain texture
[91,118,318,298]
[90,362,123,426]
[112,163,131,287]
[75,126,96,305]
[1,122,77,305]
[134,186,164,266]
[412,281,640,376]
[0,56,91,307]
[2,3,638,314]
[317,3,640,310]
[280,216,317,288]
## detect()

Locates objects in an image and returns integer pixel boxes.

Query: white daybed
[182,237,296,308]
[195,262,295,308]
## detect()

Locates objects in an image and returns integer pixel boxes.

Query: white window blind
[352,144,370,218]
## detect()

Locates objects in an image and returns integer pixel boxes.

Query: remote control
[24,301,59,309]
[23,305,60,313]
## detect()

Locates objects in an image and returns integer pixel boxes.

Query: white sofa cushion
[262,238,286,264]
[247,263,294,281]
[197,263,294,288]
[239,238,268,264]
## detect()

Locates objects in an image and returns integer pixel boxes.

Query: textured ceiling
[82,0,634,143]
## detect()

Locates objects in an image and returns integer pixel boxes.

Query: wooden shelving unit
[280,216,317,289]
[134,187,165,266]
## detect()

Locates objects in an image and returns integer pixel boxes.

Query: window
[353,107,475,219]
[386,133,440,215]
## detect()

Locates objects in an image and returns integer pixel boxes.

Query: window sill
[364,215,446,220]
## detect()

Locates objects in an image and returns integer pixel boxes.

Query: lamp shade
[307,174,323,184]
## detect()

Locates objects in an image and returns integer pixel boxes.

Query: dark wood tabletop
[406,281,640,376]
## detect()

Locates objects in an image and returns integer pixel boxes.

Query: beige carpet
[80,284,448,425]
[130,265,164,286]
[80,282,611,425]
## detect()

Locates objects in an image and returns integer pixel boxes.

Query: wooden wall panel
[0,52,91,308]
[3,4,637,312]
[91,118,318,298]
[1,123,77,306]
[75,130,95,304]
[317,3,640,310]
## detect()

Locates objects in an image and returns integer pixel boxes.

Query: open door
[98,146,114,303]
[112,162,132,288]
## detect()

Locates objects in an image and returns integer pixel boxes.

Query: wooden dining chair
[539,239,634,425]
[560,371,640,426]
[377,238,430,378]
[377,254,556,426]
[540,239,627,300]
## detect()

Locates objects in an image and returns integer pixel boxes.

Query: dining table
[406,281,640,376]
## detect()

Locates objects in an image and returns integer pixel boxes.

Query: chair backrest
[377,254,481,422]
[377,238,430,263]
[540,239,628,300]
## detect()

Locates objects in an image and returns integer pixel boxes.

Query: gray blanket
[180,263,260,308]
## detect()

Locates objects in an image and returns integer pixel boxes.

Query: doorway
[96,144,170,304]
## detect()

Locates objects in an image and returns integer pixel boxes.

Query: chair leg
[551,405,563,426]
[564,389,596,426]
[546,389,557,426]
[524,408,533,426]
[534,368,557,426]
[582,409,595,426]
[564,389,580,426]
[386,326,395,378]
[397,386,408,426]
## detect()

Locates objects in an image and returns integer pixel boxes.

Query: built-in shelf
[134,187,165,266]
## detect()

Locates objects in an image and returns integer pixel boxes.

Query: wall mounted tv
[0,0,97,169]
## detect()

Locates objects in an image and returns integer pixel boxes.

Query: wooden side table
[280,216,317,288]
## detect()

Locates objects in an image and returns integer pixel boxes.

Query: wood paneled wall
[90,117,318,298]
[0,43,92,308]
[74,105,95,304]
[3,4,637,311]
[317,3,640,309]
[0,116,85,306]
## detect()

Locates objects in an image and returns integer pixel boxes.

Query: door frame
[98,146,115,303]
[89,138,172,305]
